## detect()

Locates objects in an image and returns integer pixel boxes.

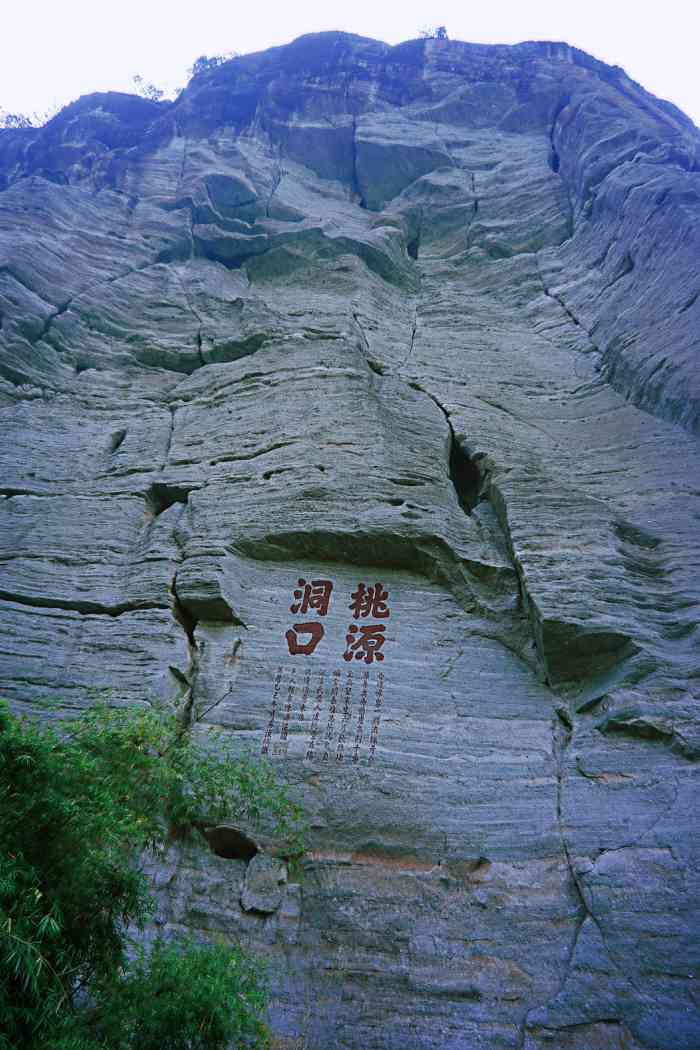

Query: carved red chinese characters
[285,621,324,656]
[343,581,391,664]
[290,578,334,617]
[348,582,390,619]
[284,577,333,656]
[343,623,386,664]
[283,576,392,663]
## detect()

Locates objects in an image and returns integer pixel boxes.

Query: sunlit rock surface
[1,32,699,1049]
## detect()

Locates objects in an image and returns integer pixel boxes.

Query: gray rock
[1,29,699,1050]
[241,853,288,913]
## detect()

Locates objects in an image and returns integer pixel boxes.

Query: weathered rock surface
[1,31,699,1049]
[241,853,288,914]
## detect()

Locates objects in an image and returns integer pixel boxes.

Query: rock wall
[1,32,699,1049]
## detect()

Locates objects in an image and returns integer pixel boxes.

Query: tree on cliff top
[188,53,238,79]
[419,25,448,39]
[131,75,165,102]
[0,106,59,130]
[0,701,304,1049]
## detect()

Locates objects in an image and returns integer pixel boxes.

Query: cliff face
[1,31,700,1049]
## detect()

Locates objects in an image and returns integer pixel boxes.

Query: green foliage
[419,25,448,40]
[0,701,304,1048]
[0,104,61,129]
[188,53,237,79]
[0,113,33,129]
[79,940,269,1050]
[132,75,165,102]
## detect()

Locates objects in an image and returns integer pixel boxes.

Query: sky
[1,0,699,127]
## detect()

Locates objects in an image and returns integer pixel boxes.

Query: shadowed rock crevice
[0,591,170,617]
[168,573,202,738]
[408,381,484,513]
[547,710,598,1017]
[146,482,193,517]
[350,115,366,209]
[679,288,699,314]
[32,299,71,346]
[109,428,127,453]
[448,432,482,513]
[200,332,268,366]
[548,96,570,176]
[170,576,198,649]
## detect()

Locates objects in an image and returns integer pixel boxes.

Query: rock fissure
[170,573,199,698]
[175,132,188,199]
[350,114,366,209]
[33,299,71,346]
[553,713,589,920]
[173,269,206,367]
[407,208,422,260]
[0,590,169,618]
[536,258,598,348]
[206,438,298,466]
[162,405,176,469]
[351,308,371,354]
[406,381,483,512]
[551,713,664,1018]
[195,327,205,367]
[265,158,284,218]
[678,287,699,314]
[398,306,418,370]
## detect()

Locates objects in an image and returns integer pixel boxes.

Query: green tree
[188,53,237,79]
[419,25,449,40]
[132,75,165,102]
[0,113,33,129]
[0,104,62,129]
[0,700,304,1049]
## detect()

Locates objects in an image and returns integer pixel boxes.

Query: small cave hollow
[110,428,127,453]
[200,824,259,861]
[147,482,191,517]
[407,235,420,260]
[449,435,482,513]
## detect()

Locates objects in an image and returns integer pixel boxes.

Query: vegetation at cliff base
[0,701,304,1049]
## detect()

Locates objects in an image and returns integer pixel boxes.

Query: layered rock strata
[1,32,699,1049]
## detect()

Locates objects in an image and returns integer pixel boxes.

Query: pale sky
[2,0,699,127]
